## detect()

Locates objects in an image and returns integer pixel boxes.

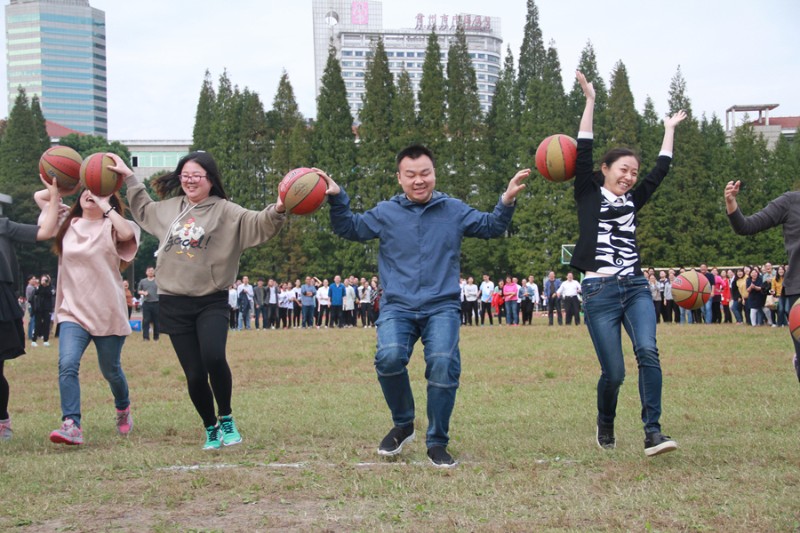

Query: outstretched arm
[660,110,687,155]
[502,169,531,205]
[576,71,595,134]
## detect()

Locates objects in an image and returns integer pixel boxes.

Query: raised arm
[660,110,687,155]
[36,177,62,240]
[576,70,595,134]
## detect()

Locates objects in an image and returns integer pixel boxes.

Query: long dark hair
[152,151,227,200]
[596,148,642,180]
[53,189,130,271]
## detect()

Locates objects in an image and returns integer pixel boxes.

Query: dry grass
[1,318,798,531]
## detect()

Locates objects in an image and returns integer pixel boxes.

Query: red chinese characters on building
[351,1,368,25]
[414,13,491,32]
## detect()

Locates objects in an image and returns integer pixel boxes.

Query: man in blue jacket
[319,144,529,467]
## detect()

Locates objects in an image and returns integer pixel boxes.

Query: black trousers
[142,301,160,340]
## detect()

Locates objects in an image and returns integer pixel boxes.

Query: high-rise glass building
[312,0,503,118]
[5,0,107,136]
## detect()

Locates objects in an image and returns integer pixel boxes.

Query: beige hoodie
[127,182,285,297]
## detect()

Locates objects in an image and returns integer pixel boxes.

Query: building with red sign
[312,0,503,120]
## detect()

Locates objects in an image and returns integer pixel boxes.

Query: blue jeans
[582,276,664,434]
[730,299,743,323]
[302,305,315,328]
[374,308,461,448]
[58,321,130,427]
[703,298,713,324]
[679,305,694,324]
[238,304,251,329]
[505,300,519,325]
[777,296,790,327]
[28,305,35,340]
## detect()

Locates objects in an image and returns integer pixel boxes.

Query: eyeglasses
[179,174,207,183]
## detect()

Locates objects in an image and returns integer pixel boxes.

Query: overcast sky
[2,0,797,140]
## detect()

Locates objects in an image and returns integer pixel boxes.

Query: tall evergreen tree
[602,61,639,153]
[0,89,57,280]
[191,70,216,151]
[485,46,520,202]
[30,95,51,154]
[311,43,360,279]
[443,22,484,203]
[516,0,545,106]
[358,37,395,205]
[392,69,418,151]
[417,31,447,156]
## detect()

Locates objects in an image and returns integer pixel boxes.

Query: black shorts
[159,291,229,335]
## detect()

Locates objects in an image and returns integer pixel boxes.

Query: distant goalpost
[560,244,575,266]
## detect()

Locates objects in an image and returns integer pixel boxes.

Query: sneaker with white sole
[50,419,83,445]
[377,425,415,456]
[203,424,222,450]
[43,341,50,347]
[644,431,678,457]
[0,418,12,440]
[427,445,458,468]
[219,415,242,446]
[116,407,133,436]
[31,341,38,347]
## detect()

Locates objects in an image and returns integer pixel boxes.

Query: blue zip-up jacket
[329,189,515,314]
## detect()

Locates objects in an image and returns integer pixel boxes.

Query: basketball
[80,152,123,196]
[535,134,578,182]
[39,146,83,192]
[789,299,800,342]
[672,270,712,310]
[279,168,327,215]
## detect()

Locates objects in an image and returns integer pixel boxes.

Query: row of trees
[2,0,798,288]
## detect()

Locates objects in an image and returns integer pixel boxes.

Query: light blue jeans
[58,321,130,427]
[374,308,461,448]
[582,275,664,434]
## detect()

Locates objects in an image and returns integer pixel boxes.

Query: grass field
[1,317,798,532]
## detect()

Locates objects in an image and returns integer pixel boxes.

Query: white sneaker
[31,341,38,347]
[43,341,50,347]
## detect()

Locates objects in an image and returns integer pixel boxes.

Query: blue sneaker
[219,415,242,446]
[203,424,221,450]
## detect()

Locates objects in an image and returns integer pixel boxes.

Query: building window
[131,156,138,167]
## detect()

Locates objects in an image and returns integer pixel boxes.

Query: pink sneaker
[0,418,12,440]
[50,419,83,445]
[116,407,133,436]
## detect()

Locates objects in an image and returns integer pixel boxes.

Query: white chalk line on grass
[156,457,578,472]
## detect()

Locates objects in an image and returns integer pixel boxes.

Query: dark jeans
[265,303,279,328]
[521,299,534,324]
[254,305,267,329]
[142,301,160,340]
[548,295,562,325]
[564,296,581,325]
[479,301,493,325]
[582,275,664,433]
[317,305,330,327]
[331,305,343,328]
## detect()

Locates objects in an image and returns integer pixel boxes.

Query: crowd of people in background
[179,261,793,334]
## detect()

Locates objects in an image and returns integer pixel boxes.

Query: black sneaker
[377,425,415,456]
[596,420,615,450]
[427,445,457,468]
[644,431,678,457]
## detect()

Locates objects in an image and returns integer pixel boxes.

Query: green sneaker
[203,424,221,450]
[219,415,242,446]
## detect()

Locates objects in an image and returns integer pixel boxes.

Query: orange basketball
[535,134,578,182]
[672,270,712,310]
[279,168,327,215]
[789,299,800,343]
[39,146,82,192]
[80,152,122,196]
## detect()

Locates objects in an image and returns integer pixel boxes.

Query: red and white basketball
[535,134,578,182]
[80,152,123,196]
[39,146,82,192]
[672,270,712,310]
[789,299,800,342]
[279,168,327,215]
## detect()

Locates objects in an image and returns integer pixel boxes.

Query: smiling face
[397,155,435,204]
[601,156,639,197]
[180,160,212,204]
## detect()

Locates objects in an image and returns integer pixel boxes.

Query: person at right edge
[725,180,800,381]
[573,71,686,457]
